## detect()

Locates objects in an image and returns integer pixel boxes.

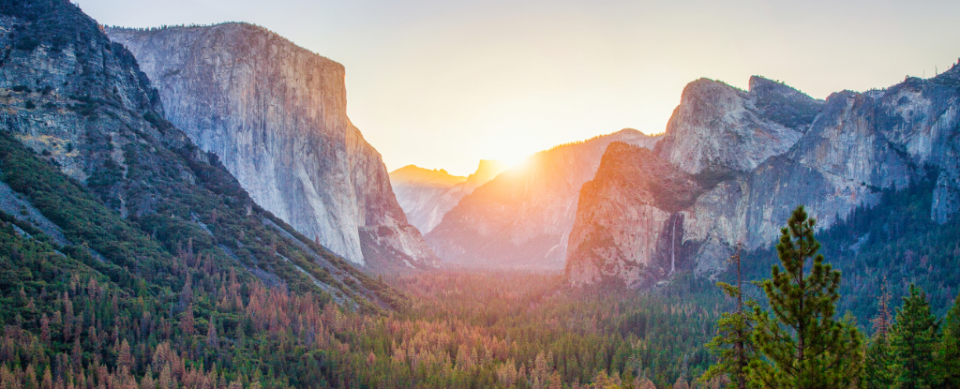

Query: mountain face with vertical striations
[426,129,662,269]
[565,142,704,287]
[390,160,507,235]
[106,24,439,270]
[655,76,824,176]
[0,0,397,310]
[565,70,960,286]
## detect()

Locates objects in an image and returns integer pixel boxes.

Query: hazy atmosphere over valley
[0,0,959,388]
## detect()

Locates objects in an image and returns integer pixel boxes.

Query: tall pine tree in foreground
[941,292,960,388]
[748,206,863,389]
[891,284,941,389]
[702,244,759,389]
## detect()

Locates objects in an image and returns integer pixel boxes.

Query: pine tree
[863,333,894,389]
[891,284,941,389]
[941,291,960,388]
[702,243,758,389]
[207,316,218,349]
[748,206,863,389]
[863,283,894,389]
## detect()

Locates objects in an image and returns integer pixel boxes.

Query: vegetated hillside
[566,66,960,287]
[390,160,507,235]
[733,173,960,321]
[427,129,662,270]
[0,0,407,387]
[106,23,439,271]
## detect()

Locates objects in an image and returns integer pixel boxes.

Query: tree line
[703,206,959,389]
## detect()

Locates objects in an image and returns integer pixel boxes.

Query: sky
[80,0,960,176]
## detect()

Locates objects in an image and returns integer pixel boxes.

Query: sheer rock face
[567,68,960,286]
[655,76,823,175]
[426,129,663,269]
[107,24,439,269]
[0,1,397,306]
[565,143,703,288]
[389,160,507,235]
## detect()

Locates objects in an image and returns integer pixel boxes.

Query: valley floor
[370,270,723,389]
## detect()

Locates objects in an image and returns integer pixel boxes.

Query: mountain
[390,160,507,234]
[656,76,823,176]
[0,0,397,309]
[463,159,510,189]
[565,142,704,287]
[106,23,439,270]
[426,129,663,269]
[566,69,960,286]
[0,2,420,387]
[391,165,468,187]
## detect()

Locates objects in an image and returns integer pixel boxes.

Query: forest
[2,0,958,387]
[0,119,957,389]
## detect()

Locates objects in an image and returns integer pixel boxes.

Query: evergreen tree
[748,206,864,389]
[702,244,758,389]
[863,283,894,389]
[941,292,960,388]
[864,333,894,389]
[890,284,941,389]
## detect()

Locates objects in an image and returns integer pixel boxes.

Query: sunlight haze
[79,0,960,175]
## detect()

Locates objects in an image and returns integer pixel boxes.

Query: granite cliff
[566,70,960,286]
[390,160,507,234]
[565,143,703,287]
[656,76,823,175]
[0,0,396,309]
[427,129,662,269]
[107,24,439,270]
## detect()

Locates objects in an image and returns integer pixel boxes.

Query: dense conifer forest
[0,1,957,388]
[0,126,958,388]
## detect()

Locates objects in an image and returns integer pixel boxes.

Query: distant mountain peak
[465,160,509,188]
[426,129,663,269]
[390,165,467,187]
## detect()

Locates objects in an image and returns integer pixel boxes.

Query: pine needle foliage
[891,284,942,389]
[748,206,864,389]
[863,333,895,389]
[940,292,960,388]
[702,244,759,389]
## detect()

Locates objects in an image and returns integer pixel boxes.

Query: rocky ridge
[655,76,823,175]
[0,0,394,309]
[565,142,703,287]
[107,24,439,270]
[566,69,960,286]
[427,129,663,269]
[390,160,507,234]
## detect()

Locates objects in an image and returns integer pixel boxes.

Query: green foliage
[701,249,759,389]
[0,125,727,388]
[737,173,960,324]
[863,333,895,389]
[749,206,864,389]
[891,284,941,389]
[0,131,176,289]
[941,292,960,387]
[380,271,721,388]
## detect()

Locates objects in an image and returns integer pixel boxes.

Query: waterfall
[671,215,676,274]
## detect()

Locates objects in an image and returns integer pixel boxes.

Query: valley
[0,0,958,388]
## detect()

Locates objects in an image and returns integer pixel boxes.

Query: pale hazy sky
[80,0,959,176]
